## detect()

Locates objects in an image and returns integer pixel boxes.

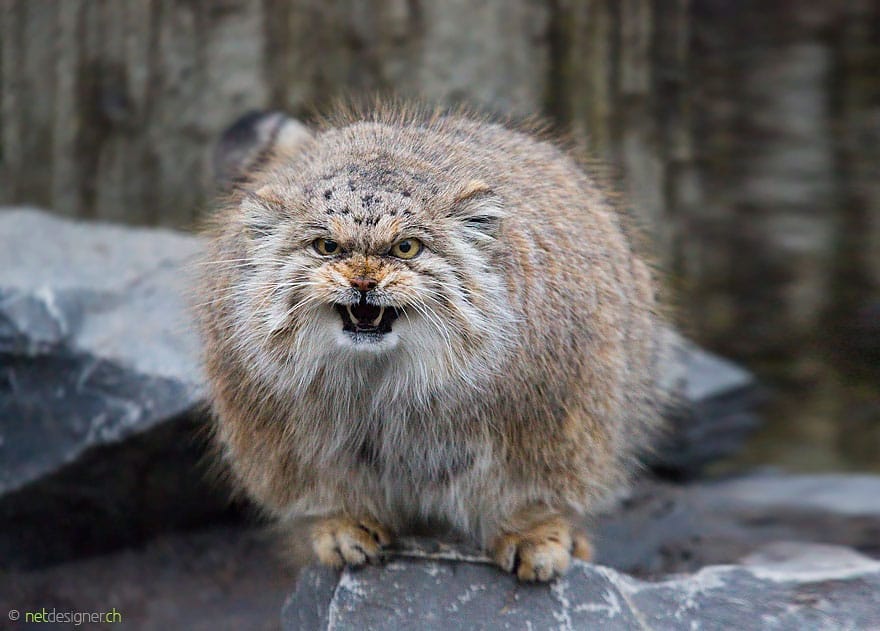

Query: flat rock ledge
[284,542,880,631]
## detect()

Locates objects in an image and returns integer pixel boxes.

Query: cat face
[228,150,514,394]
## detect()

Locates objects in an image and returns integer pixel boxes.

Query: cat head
[211,114,516,398]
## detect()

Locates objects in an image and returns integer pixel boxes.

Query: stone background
[1,0,879,467]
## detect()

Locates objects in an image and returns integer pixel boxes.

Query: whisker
[408,298,452,347]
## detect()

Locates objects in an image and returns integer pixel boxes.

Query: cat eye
[389,238,423,260]
[313,238,341,256]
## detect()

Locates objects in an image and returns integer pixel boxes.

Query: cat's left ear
[448,179,507,243]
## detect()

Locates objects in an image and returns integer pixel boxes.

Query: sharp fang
[371,306,384,326]
[346,304,359,324]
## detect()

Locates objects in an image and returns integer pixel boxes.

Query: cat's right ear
[214,111,312,191]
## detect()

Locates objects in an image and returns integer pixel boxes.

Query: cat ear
[214,111,312,191]
[239,186,285,240]
[449,179,506,243]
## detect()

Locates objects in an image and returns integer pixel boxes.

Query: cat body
[196,107,665,580]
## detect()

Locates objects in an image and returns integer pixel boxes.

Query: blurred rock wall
[1,0,878,367]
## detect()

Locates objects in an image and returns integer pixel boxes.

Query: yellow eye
[389,238,423,259]
[313,238,341,256]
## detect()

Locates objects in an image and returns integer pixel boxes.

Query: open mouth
[334,298,400,335]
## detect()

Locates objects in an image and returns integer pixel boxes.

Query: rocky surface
[0,208,232,568]
[650,333,762,477]
[5,472,879,631]
[1,525,294,631]
[0,208,759,569]
[594,473,880,577]
[284,473,880,630]
[0,208,203,493]
[285,543,880,631]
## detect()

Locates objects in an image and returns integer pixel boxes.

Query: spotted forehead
[303,162,440,222]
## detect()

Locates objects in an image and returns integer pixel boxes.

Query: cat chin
[334,328,401,354]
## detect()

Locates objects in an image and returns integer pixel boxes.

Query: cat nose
[351,277,377,292]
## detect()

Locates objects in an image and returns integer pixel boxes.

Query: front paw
[491,517,593,582]
[311,516,392,568]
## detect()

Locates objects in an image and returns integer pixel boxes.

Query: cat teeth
[346,304,358,324]
[344,304,384,326]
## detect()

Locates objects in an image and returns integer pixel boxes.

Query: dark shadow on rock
[0,402,246,569]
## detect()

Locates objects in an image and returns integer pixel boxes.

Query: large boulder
[283,473,880,630]
[0,208,759,568]
[0,208,233,568]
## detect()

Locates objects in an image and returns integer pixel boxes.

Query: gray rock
[0,207,202,385]
[0,208,760,568]
[283,541,880,631]
[650,332,763,477]
[595,473,880,577]
[0,208,231,569]
[283,473,880,630]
